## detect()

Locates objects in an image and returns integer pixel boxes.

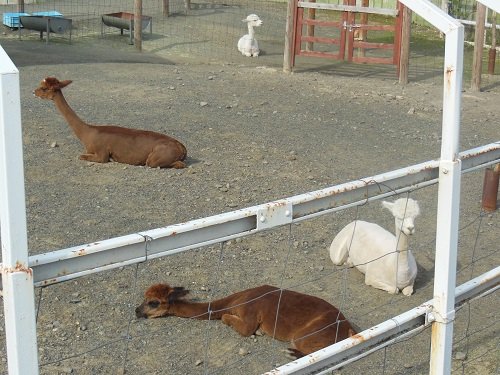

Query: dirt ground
[0,19,499,375]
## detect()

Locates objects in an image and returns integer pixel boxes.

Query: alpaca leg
[221,313,259,337]
[365,277,399,294]
[290,325,331,357]
[329,236,349,266]
[284,348,305,359]
[146,144,186,169]
[401,285,414,296]
[79,152,110,163]
[169,161,187,169]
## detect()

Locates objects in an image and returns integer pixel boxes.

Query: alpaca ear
[43,77,59,87]
[168,287,189,303]
[59,80,73,89]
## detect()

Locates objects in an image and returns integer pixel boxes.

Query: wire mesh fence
[1,0,499,84]
[1,170,497,374]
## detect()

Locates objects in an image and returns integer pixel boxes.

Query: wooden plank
[298,2,398,17]
[353,41,394,50]
[301,19,343,28]
[301,36,341,45]
[353,56,394,64]
[298,50,343,59]
[353,24,395,31]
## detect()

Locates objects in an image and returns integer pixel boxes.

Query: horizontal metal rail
[0,142,498,288]
[297,2,399,17]
[264,266,500,375]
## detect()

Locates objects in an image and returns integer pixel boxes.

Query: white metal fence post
[0,45,40,375]
[396,1,464,374]
[430,17,464,375]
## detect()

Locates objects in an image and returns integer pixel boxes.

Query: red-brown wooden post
[471,3,487,92]
[481,164,499,212]
[17,0,24,13]
[399,3,411,84]
[134,0,143,51]
[284,0,296,73]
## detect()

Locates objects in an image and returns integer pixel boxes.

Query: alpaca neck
[394,224,410,259]
[52,91,90,141]
[247,24,255,38]
[170,300,224,320]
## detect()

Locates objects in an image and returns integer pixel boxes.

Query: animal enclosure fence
[1,0,499,84]
[1,1,500,375]
[5,194,498,374]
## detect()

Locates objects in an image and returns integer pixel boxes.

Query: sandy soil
[0,18,498,375]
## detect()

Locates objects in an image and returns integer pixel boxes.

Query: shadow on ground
[0,39,173,67]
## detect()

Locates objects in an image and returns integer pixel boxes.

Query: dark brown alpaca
[136,283,357,358]
[34,77,187,168]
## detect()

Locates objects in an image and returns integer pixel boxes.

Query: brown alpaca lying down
[34,77,187,169]
[136,283,356,358]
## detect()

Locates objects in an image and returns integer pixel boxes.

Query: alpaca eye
[148,300,160,308]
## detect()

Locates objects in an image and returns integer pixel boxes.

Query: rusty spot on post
[15,261,33,276]
[1,262,33,276]
[74,248,86,256]
[351,333,367,343]
[445,65,454,90]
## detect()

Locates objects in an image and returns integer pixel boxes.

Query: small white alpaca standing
[329,198,420,296]
[238,14,263,57]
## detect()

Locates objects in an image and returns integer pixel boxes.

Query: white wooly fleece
[238,14,263,57]
[329,198,420,296]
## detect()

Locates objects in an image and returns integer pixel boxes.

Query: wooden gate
[284,0,407,75]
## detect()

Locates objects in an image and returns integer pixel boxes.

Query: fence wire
[2,0,499,83]
[1,171,497,374]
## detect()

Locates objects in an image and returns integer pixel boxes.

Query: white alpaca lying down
[329,198,420,296]
[238,14,263,57]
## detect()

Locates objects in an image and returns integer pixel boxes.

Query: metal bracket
[342,21,361,32]
[426,309,456,325]
[256,200,293,230]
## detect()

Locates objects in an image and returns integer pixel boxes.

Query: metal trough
[101,12,153,45]
[19,15,72,44]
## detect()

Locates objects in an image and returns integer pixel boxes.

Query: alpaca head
[382,198,420,236]
[242,14,263,28]
[34,77,72,101]
[135,283,190,319]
